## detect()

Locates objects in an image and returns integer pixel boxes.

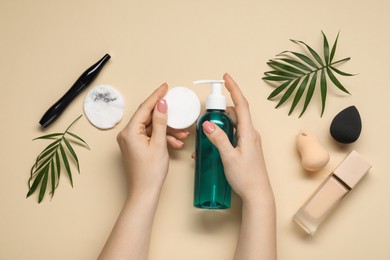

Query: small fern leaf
[263,32,355,117]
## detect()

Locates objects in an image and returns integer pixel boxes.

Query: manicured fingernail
[202,121,215,134]
[157,99,167,113]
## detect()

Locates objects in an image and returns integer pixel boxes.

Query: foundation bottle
[294,150,372,235]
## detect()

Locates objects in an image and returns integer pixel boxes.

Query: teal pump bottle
[193,80,234,209]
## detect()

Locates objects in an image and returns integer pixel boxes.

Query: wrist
[126,185,162,206]
[241,189,275,210]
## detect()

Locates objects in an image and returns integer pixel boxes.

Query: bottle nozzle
[194,80,226,110]
[193,80,224,85]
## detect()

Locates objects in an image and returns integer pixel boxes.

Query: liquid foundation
[294,150,372,235]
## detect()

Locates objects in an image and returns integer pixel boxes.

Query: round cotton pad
[84,85,125,129]
[164,87,201,129]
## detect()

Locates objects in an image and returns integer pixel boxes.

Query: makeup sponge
[296,129,330,172]
[84,85,125,129]
[330,106,362,144]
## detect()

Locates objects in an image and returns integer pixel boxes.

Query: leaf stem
[276,57,351,82]
[64,115,83,136]
[330,57,350,66]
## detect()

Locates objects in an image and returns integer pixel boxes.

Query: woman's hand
[202,73,277,260]
[99,83,190,260]
[201,74,273,203]
[116,83,190,196]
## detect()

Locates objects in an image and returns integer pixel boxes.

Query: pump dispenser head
[193,80,226,110]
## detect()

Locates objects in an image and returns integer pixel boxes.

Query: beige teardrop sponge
[296,129,330,172]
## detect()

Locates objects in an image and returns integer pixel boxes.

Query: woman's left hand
[116,83,190,196]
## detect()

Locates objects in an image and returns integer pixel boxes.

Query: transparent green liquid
[194,110,234,209]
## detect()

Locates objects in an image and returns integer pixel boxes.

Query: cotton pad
[164,87,201,129]
[84,85,125,129]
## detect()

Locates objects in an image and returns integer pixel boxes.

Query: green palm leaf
[262,76,292,82]
[27,165,48,198]
[63,138,80,173]
[267,80,293,100]
[330,32,339,63]
[59,143,73,187]
[300,72,317,117]
[263,32,354,117]
[281,51,319,69]
[289,75,310,115]
[55,151,61,188]
[32,154,54,176]
[330,66,355,76]
[275,79,300,108]
[66,132,90,150]
[322,31,330,65]
[39,167,49,203]
[326,67,351,94]
[290,39,324,66]
[37,144,58,162]
[277,58,312,72]
[267,60,304,75]
[33,133,63,141]
[264,70,297,78]
[320,69,327,116]
[50,160,56,197]
[27,115,89,203]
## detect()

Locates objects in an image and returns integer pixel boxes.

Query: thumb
[150,99,168,146]
[202,121,234,158]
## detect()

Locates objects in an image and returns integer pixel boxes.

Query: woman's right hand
[201,73,273,203]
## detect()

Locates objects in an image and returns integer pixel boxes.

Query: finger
[223,73,253,133]
[150,99,168,146]
[167,128,191,140]
[130,83,168,126]
[167,135,184,149]
[202,121,234,158]
[145,125,190,140]
[226,106,238,126]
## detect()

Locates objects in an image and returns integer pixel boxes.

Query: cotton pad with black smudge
[84,85,125,129]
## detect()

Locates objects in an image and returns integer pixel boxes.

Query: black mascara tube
[39,54,111,128]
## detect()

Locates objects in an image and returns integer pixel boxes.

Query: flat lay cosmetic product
[84,85,125,129]
[294,150,372,235]
[163,87,201,129]
[330,106,362,144]
[193,80,234,209]
[39,54,110,128]
[296,129,330,172]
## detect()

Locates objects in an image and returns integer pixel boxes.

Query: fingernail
[202,121,215,134]
[157,99,167,113]
[176,139,184,146]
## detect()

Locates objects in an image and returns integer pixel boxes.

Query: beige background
[1,0,389,259]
